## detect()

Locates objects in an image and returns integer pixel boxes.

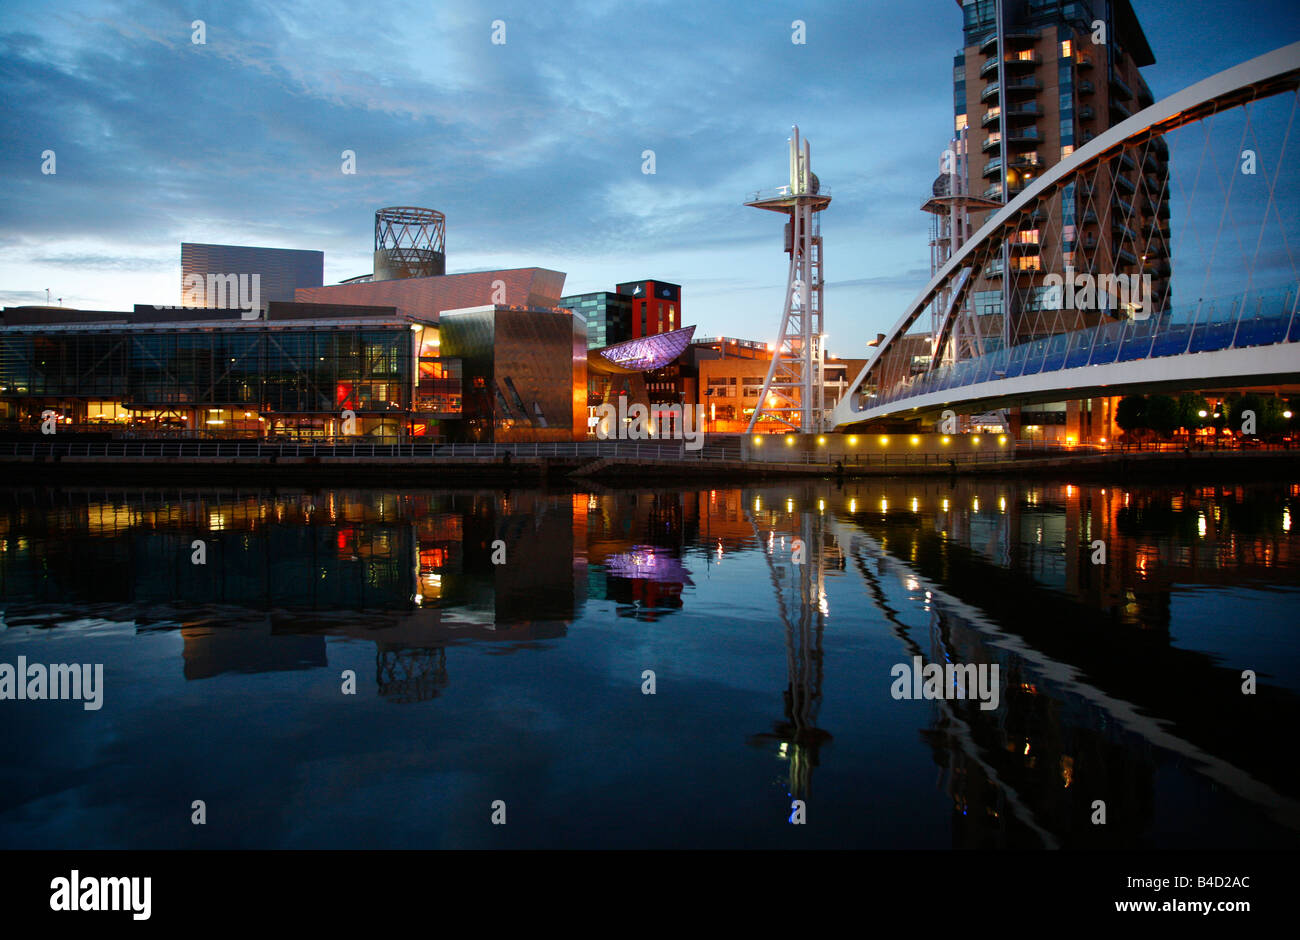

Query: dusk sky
[2,0,1298,356]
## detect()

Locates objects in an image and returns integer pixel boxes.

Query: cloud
[2,0,1297,349]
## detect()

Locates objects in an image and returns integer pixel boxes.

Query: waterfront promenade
[0,436,1295,482]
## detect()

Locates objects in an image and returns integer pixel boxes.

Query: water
[1,477,1297,849]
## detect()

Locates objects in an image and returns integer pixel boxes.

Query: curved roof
[589,325,696,373]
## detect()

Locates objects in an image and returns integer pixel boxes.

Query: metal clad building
[181,243,325,311]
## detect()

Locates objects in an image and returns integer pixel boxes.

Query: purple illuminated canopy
[592,325,695,373]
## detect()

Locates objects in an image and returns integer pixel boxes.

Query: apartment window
[1011,255,1042,272]
[1060,39,1073,58]
[955,113,969,132]
[1013,229,1040,244]
[1061,144,1075,160]
[974,290,1002,318]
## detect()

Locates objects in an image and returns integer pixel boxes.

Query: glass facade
[560,292,633,350]
[0,322,424,440]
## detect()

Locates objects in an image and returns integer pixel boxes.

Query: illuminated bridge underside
[833,41,1300,429]
[861,340,1300,422]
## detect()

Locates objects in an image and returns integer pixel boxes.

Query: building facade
[0,304,432,440]
[559,291,634,350]
[938,0,1168,442]
[615,280,682,340]
[181,243,324,312]
[439,305,588,443]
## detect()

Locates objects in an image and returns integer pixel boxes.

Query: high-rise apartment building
[926,0,1169,442]
[946,0,1168,350]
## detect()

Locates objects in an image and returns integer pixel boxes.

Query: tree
[1175,392,1209,434]
[1146,395,1179,439]
[1116,395,1147,442]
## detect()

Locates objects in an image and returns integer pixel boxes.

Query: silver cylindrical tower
[373,206,446,280]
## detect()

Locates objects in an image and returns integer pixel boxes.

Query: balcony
[1078,106,1095,121]
[980,30,1038,54]
[1076,51,1095,69]
[1079,80,1095,95]
[982,134,1002,154]
[1115,150,1137,172]
[983,183,1025,200]
[1113,196,1136,218]
[1007,154,1042,171]
[983,158,1003,179]
[1110,72,1135,100]
[1005,126,1041,148]
[1114,247,1139,266]
[1005,76,1041,96]
[980,51,1042,77]
[1114,174,1136,195]
[1112,220,1138,242]
[1111,99,1133,121]
[982,102,1042,128]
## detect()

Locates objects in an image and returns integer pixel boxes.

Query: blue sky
[1,0,1297,356]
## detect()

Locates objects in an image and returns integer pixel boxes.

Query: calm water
[1,477,1298,849]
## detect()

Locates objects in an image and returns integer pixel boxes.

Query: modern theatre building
[0,208,702,443]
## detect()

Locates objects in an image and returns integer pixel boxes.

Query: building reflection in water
[831,476,1300,847]
[0,478,1297,844]
[584,491,693,621]
[0,488,586,704]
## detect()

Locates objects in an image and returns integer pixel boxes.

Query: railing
[857,286,1300,413]
[0,438,747,462]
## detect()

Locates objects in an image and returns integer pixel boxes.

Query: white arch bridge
[832,41,1300,430]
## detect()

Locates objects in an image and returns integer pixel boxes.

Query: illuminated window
[955,114,969,132]
[1013,229,1040,244]
[1011,255,1041,272]
[1061,39,1072,57]
[1061,144,1075,160]
[1015,49,1035,61]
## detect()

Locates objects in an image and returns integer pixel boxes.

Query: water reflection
[0,476,1297,848]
